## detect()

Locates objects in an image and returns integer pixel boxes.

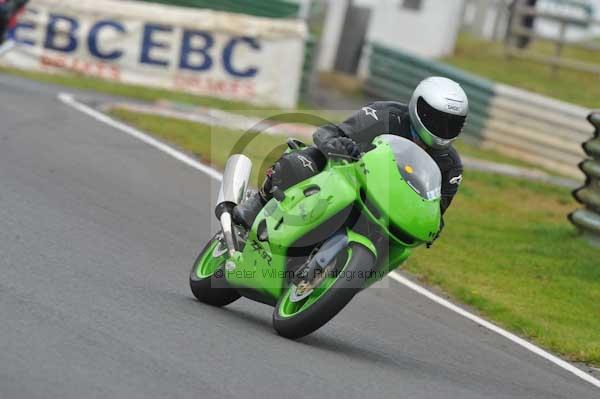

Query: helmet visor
[417,97,466,140]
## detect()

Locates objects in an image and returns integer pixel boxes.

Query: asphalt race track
[1,74,599,399]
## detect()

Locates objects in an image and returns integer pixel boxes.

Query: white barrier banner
[2,0,307,108]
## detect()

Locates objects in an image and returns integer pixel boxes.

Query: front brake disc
[289,258,337,303]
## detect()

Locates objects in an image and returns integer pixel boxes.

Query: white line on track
[58,93,223,182]
[58,92,600,390]
[387,273,600,389]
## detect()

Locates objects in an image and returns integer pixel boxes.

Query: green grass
[0,66,343,122]
[0,66,556,174]
[108,108,289,187]
[453,140,537,168]
[3,63,552,172]
[0,66,263,112]
[407,171,600,365]
[444,33,600,108]
[454,139,573,179]
[110,108,600,366]
[110,104,548,174]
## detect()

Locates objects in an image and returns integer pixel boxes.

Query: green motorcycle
[190,135,442,339]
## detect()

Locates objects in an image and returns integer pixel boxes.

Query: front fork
[296,228,380,285]
[217,215,248,272]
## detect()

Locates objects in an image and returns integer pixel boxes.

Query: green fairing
[225,163,357,299]
[358,136,441,244]
[345,229,377,257]
[223,136,442,301]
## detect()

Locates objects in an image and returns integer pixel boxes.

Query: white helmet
[408,77,469,149]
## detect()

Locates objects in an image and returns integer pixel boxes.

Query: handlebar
[327,152,361,162]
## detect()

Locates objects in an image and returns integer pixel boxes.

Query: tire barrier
[569,113,600,246]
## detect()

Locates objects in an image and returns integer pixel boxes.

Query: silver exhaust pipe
[215,155,253,258]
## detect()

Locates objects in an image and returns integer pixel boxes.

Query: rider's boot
[233,162,279,229]
[233,191,267,229]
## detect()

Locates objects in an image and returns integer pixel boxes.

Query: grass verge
[0,67,555,173]
[407,171,600,366]
[0,66,262,112]
[111,107,600,366]
[444,33,600,108]
[108,108,289,187]
[110,105,549,175]
[0,66,343,121]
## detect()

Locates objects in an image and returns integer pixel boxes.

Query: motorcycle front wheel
[273,243,375,339]
[189,233,241,307]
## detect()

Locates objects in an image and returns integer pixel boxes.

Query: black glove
[320,137,361,160]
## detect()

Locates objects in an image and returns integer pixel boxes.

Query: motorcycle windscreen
[381,135,442,201]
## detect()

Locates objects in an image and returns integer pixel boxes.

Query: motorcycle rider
[0,0,28,45]
[234,77,468,238]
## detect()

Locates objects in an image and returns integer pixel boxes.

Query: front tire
[190,233,241,307]
[273,243,375,339]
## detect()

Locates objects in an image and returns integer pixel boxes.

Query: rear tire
[272,244,375,339]
[190,233,241,307]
